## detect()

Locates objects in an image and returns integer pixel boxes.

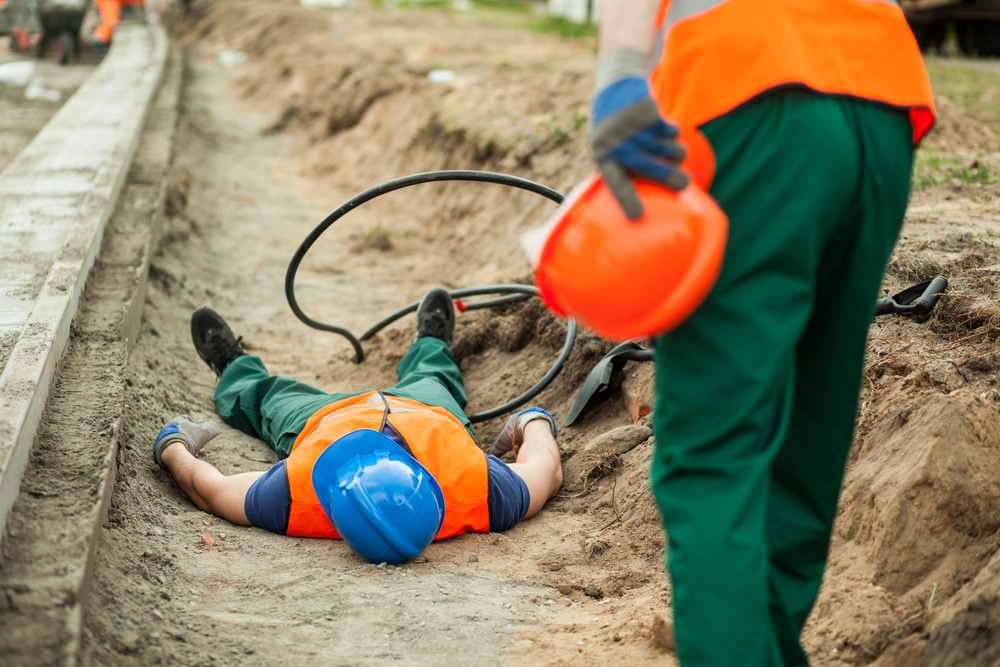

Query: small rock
[651,614,675,652]
[201,531,215,547]
[584,583,603,599]
[556,585,573,595]
[468,553,479,563]
[622,364,654,421]
[152,609,164,621]
[216,50,248,67]
[427,69,456,83]
[119,631,139,651]
[584,424,653,457]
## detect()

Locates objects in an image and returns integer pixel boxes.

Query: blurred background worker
[152,289,563,564]
[89,0,143,47]
[589,1,934,665]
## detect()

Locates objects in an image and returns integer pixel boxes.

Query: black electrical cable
[284,170,574,423]
[359,284,578,423]
[360,285,536,341]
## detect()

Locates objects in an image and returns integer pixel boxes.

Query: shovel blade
[565,342,653,427]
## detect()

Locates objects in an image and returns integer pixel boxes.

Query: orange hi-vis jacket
[284,391,490,540]
[649,0,936,146]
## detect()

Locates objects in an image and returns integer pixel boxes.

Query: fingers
[592,104,688,219]
[628,128,687,163]
[600,160,644,220]
[493,408,558,457]
[591,97,678,156]
[662,169,691,190]
[489,414,522,457]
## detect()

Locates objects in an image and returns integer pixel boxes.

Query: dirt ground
[77,2,1000,665]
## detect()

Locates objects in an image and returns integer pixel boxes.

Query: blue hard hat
[312,429,445,565]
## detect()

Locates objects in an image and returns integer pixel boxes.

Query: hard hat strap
[374,391,415,459]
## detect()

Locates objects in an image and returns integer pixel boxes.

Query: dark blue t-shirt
[244,454,529,535]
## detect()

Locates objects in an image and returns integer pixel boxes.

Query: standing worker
[152,289,563,564]
[88,0,143,48]
[588,1,934,665]
[88,0,120,47]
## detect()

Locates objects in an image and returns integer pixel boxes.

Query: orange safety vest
[650,0,936,146]
[284,391,490,540]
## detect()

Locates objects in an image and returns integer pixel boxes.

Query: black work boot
[190,307,246,377]
[415,288,455,346]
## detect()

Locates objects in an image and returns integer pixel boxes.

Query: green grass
[529,15,596,39]
[473,0,533,12]
[372,0,533,12]
[912,147,1000,191]
[911,56,1000,190]
[543,111,589,146]
[372,0,450,7]
[370,0,596,39]
[977,542,1000,559]
[352,225,416,241]
[924,55,1000,133]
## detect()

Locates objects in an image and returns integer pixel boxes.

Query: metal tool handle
[874,275,948,318]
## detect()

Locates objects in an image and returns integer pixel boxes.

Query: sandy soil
[79,2,1000,665]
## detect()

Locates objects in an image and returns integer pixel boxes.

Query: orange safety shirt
[283,391,491,540]
[649,0,936,145]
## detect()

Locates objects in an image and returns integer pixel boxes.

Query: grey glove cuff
[595,48,649,93]
[516,410,557,436]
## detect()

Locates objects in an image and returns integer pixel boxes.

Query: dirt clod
[651,614,676,652]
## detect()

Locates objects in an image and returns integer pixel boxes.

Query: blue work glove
[489,407,558,458]
[590,76,688,220]
[152,415,221,468]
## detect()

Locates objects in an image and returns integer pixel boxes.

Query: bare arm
[159,442,264,526]
[507,419,563,520]
[598,0,661,58]
[594,0,662,95]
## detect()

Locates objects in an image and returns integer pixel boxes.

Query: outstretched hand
[152,415,221,468]
[590,76,688,219]
[490,407,558,458]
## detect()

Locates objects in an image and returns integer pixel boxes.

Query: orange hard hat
[534,173,728,341]
[651,84,716,189]
[676,126,715,191]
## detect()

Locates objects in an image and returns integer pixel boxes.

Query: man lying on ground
[152,288,563,563]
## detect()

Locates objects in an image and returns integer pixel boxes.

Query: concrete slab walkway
[0,23,169,551]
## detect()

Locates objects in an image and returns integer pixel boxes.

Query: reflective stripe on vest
[649,0,936,145]
[284,391,490,540]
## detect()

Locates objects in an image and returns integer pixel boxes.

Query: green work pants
[651,90,914,667]
[213,337,471,457]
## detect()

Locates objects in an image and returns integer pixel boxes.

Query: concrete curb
[0,23,169,553]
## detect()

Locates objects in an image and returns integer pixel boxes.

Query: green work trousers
[651,90,915,667]
[213,337,471,458]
